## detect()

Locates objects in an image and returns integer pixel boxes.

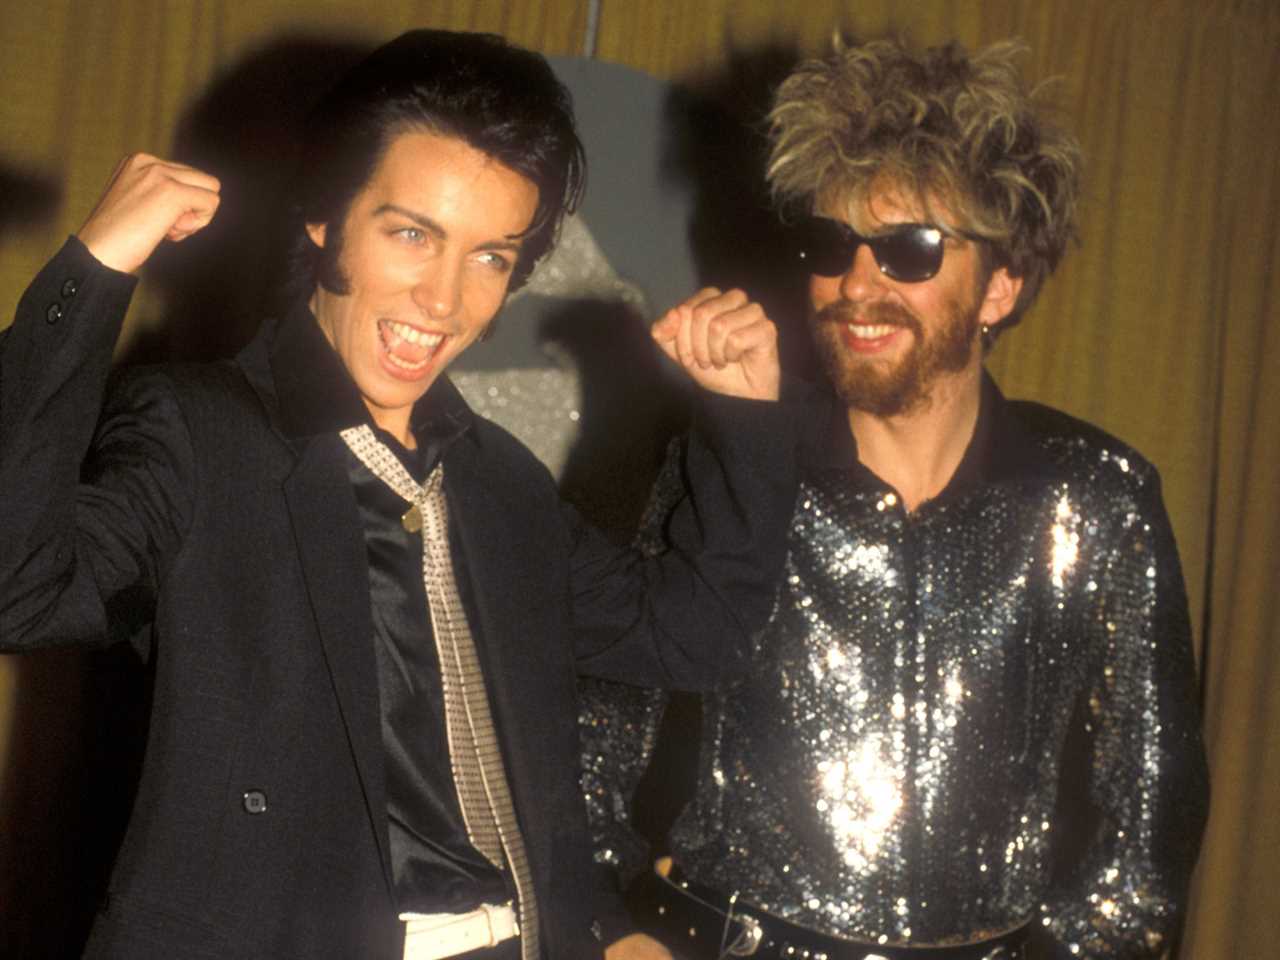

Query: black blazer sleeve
[0,239,192,652]
[567,389,800,690]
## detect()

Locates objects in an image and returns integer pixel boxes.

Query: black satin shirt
[273,305,509,913]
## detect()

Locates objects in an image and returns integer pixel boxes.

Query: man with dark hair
[0,30,796,960]
[584,37,1208,960]
[292,30,584,297]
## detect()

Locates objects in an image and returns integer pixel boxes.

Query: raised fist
[76,153,221,274]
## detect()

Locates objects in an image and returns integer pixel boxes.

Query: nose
[413,257,463,321]
[837,242,887,302]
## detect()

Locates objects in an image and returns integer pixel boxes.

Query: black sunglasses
[792,216,951,283]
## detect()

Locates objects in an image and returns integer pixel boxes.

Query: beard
[809,295,980,417]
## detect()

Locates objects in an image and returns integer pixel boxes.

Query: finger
[158,194,221,246]
[688,288,746,368]
[119,154,223,217]
[706,309,736,367]
[655,288,716,367]
[720,310,778,365]
[674,303,696,371]
[166,192,222,237]
[649,308,683,367]
[690,290,751,367]
[682,286,723,310]
[161,162,223,196]
[649,307,680,344]
[657,288,746,372]
[656,287,723,328]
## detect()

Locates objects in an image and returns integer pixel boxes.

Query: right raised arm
[0,155,218,651]
[77,152,221,274]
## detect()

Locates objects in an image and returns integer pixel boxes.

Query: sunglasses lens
[795,218,857,277]
[871,227,945,282]
[795,218,946,283]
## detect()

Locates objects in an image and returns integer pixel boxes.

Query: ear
[305,222,327,249]
[977,266,1023,330]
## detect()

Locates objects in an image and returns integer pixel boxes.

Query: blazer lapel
[283,433,394,896]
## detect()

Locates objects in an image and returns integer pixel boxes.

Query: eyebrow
[372,203,525,251]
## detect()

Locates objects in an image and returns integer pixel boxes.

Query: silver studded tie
[341,425,539,960]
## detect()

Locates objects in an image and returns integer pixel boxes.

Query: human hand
[651,287,780,401]
[604,931,673,960]
[76,153,221,274]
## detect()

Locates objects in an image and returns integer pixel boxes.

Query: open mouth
[379,318,446,373]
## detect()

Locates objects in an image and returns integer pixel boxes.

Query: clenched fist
[77,153,222,274]
[651,287,780,402]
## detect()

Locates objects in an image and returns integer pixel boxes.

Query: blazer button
[62,278,79,298]
[242,789,268,814]
[46,302,64,324]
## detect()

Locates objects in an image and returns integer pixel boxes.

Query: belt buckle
[725,912,763,955]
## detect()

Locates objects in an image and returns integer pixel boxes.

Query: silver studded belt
[635,866,1031,960]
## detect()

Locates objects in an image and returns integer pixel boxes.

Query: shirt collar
[810,370,1046,496]
[267,299,472,452]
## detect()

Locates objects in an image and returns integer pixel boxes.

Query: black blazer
[0,240,798,959]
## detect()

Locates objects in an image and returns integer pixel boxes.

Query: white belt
[400,902,519,960]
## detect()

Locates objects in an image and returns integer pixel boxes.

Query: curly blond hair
[768,37,1081,325]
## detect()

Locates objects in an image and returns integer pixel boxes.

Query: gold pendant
[401,504,423,533]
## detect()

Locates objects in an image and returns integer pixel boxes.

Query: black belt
[634,867,1032,960]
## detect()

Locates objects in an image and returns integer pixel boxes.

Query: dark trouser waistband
[632,867,1032,960]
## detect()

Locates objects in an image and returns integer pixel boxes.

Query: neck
[369,404,417,451]
[847,363,983,512]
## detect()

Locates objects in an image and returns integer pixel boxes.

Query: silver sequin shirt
[580,380,1208,958]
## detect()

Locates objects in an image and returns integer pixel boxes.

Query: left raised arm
[650,287,780,402]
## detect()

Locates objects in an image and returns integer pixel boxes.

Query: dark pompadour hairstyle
[293,29,585,294]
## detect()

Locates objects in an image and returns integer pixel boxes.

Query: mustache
[813,299,921,335]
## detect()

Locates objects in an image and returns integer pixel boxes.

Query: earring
[980,323,995,352]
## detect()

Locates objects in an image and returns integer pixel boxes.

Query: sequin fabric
[580,387,1208,957]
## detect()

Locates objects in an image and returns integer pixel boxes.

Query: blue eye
[478,251,514,273]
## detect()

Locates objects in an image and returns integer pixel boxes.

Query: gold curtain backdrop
[1,1,1276,956]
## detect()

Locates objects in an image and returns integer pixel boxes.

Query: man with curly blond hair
[582,36,1207,960]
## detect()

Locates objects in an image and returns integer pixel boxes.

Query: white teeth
[388,320,443,348]
[847,323,897,339]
